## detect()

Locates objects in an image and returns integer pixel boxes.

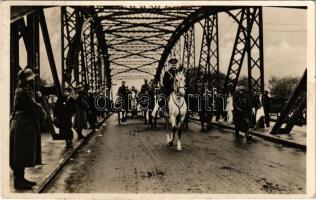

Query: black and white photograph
[0,1,315,198]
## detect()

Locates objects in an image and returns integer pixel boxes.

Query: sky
[18,7,307,94]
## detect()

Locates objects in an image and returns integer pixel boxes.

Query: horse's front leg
[176,114,186,151]
[167,114,177,146]
[176,125,182,151]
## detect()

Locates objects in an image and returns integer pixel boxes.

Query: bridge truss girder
[10,8,62,99]
[271,69,307,135]
[95,7,197,82]
[156,7,264,96]
[61,6,110,94]
[196,14,219,91]
[223,7,264,105]
[10,8,63,137]
[155,7,264,124]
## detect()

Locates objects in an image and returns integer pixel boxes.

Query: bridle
[172,73,185,97]
[171,73,186,113]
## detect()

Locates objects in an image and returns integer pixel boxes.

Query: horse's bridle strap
[172,93,184,110]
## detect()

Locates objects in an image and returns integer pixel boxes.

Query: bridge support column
[182,26,196,94]
[224,7,264,122]
[197,14,219,91]
[270,69,307,134]
[61,7,85,91]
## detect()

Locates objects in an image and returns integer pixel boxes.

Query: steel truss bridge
[10,5,306,135]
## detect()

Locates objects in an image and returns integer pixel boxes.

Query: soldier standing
[10,68,47,190]
[233,86,252,142]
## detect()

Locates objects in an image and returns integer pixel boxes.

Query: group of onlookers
[10,67,104,190]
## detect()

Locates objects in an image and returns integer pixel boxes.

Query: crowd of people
[114,58,272,141]
[10,68,107,190]
[115,78,158,127]
[9,59,271,190]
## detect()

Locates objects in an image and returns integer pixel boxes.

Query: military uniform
[233,89,250,134]
[117,85,128,110]
[10,87,46,169]
[10,68,47,190]
[162,67,177,97]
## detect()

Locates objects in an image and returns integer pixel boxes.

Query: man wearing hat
[10,68,47,190]
[159,58,179,111]
[117,80,128,124]
[54,87,76,148]
[232,86,251,142]
[140,79,150,94]
[162,58,178,96]
[74,85,89,139]
[139,79,151,124]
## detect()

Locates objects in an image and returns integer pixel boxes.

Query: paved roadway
[44,115,305,194]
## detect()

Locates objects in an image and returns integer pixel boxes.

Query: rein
[171,92,185,114]
[172,73,185,95]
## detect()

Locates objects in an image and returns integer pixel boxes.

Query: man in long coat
[117,81,128,124]
[87,92,98,130]
[232,86,251,142]
[159,58,179,113]
[74,87,89,139]
[162,58,178,99]
[54,88,76,148]
[10,68,47,190]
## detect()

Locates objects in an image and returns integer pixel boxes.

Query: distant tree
[185,68,227,93]
[268,76,300,100]
[268,76,300,115]
[237,76,248,89]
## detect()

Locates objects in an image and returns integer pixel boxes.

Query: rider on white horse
[159,58,181,114]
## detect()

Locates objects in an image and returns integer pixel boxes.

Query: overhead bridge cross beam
[154,6,237,83]
[154,6,265,127]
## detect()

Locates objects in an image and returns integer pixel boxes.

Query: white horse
[166,72,187,151]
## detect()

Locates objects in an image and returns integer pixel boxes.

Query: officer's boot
[14,168,32,190]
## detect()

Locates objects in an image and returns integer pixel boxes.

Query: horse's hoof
[246,136,252,143]
[177,146,182,151]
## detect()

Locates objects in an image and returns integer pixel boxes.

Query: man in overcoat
[74,86,89,139]
[87,92,98,130]
[54,87,76,148]
[10,68,47,190]
[162,58,178,99]
[117,81,129,124]
[232,86,252,142]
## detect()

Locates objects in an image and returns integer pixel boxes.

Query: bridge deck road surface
[43,114,305,194]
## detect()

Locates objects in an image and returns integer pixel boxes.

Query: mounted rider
[162,58,179,98]
[159,58,182,111]
[140,79,150,96]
